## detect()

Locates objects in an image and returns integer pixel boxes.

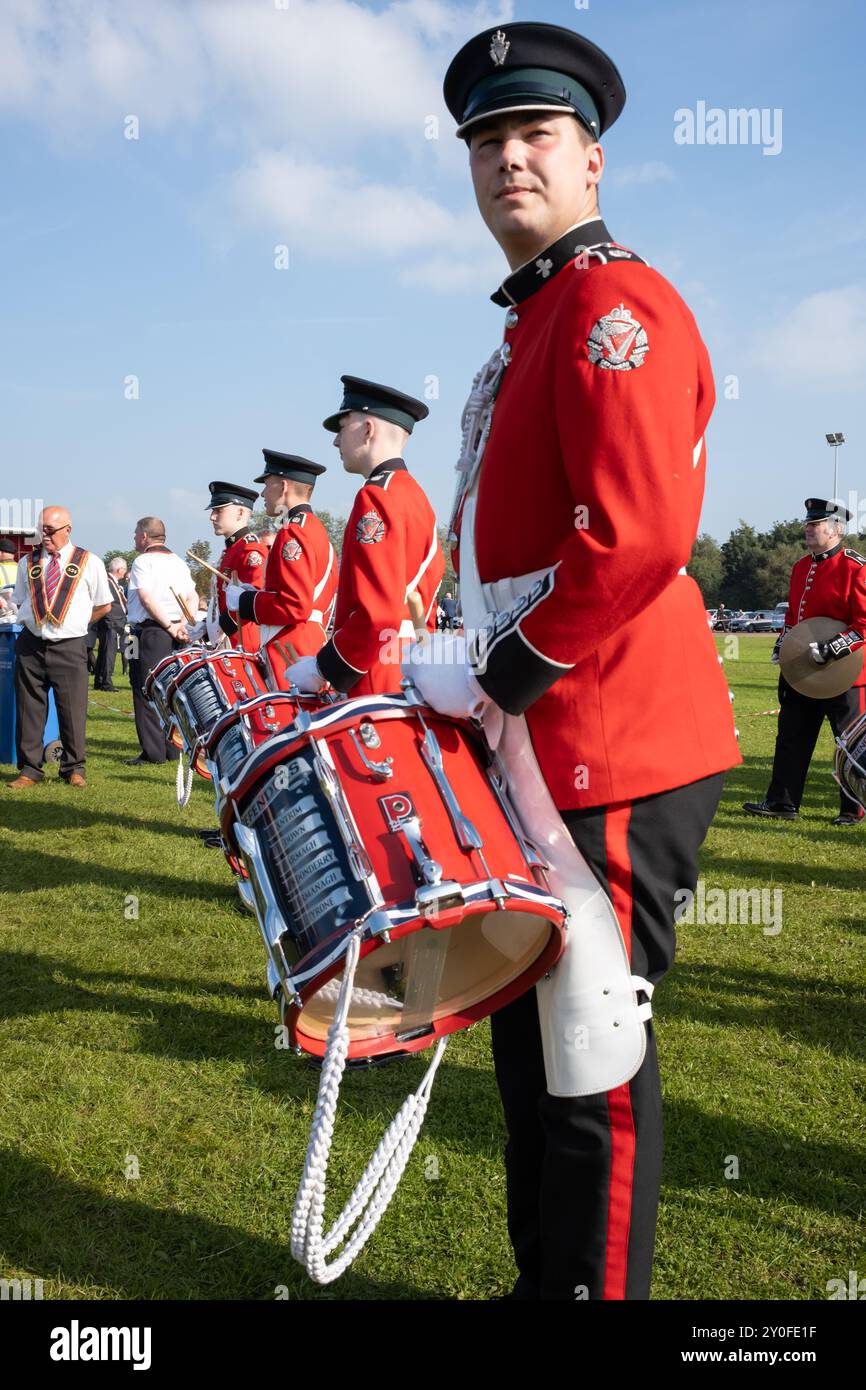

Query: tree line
[686,519,826,609]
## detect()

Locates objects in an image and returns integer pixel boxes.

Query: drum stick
[407,590,427,641]
[186,550,228,583]
[171,587,196,624]
[274,638,301,667]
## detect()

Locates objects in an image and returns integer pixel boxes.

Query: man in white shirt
[8,506,111,789]
[126,516,198,766]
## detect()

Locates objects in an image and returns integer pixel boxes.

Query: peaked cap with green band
[322,376,430,434]
[443,21,625,140]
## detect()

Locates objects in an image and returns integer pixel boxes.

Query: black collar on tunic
[491,217,613,307]
[285,504,312,523]
[225,526,256,547]
[812,543,843,562]
[367,459,407,482]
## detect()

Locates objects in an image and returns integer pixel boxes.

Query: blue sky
[1,0,864,560]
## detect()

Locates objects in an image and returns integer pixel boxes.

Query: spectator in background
[260,529,278,551]
[8,505,111,789]
[441,591,457,631]
[95,557,128,691]
[125,517,197,767]
[0,549,18,619]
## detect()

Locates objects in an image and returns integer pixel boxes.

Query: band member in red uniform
[203,481,268,651]
[286,377,443,696]
[406,22,740,1300]
[744,498,866,825]
[226,452,336,687]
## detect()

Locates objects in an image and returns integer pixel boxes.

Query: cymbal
[779,616,864,697]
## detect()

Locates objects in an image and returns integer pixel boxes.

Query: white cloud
[0,0,513,287]
[229,151,505,291]
[751,286,866,381]
[608,161,675,190]
[0,0,511,146]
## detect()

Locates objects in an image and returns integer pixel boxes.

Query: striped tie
[45,556,61,607]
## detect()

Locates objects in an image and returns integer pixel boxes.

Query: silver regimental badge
[587,304,649,371]
[489,29,509,66]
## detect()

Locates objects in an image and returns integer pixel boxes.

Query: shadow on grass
[0,948,506,1157]
[662,962,866,1061]
[0,1148,437,1300]
[662,1095,865,1219]
[1,800,213,840]
[0,846,231,905]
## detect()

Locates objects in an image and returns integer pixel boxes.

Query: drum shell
[224,696,567,1059]
[834,711,866,811]
[144,645,208,743]
[167,650,268,763]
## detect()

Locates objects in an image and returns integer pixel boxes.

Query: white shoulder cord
[175,748,194,807]
[291,929,448,1285]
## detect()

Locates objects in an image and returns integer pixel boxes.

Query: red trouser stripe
[603,803,636,1301]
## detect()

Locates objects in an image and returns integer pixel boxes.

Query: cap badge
[587,304,649,371]
[489,29,509,67]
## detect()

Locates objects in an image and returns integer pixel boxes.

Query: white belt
[460,496,651,1096]
[309,609,324,625]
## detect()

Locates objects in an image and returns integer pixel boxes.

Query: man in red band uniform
[201,481,268,650]
[9,505,111,789]
[225,452,336,688]
[286,376,443,695]
[406,23,740,1300]
[744,498,866,826]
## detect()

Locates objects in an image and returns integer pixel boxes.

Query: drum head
[294,905,560,1058]
[780,617,864,697]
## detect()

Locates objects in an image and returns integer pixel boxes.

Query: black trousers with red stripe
[490,771,725,1301]
[766,676,865,817]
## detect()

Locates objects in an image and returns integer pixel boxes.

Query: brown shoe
[7,775,41,790]
[66,772,87,788]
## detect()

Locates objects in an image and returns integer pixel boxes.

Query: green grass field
[1,635,864,1300]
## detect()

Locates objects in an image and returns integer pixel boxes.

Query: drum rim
[284,893,567,1060]
[221,693,481,805]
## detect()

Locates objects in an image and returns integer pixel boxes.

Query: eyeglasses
[41,524,71,537]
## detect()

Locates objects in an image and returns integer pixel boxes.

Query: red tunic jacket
[236,505,337,684]
[460,218,740,809]
[217,527,267,650]
[784,545,866,685]
[317,459,444,696]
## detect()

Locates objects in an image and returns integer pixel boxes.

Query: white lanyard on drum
[291,929,448,1284]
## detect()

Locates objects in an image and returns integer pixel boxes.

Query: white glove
[224,583,254,613]
[809,641,828,665]
[402,634,491,719]
[186,619,207,643]
[285,654,328,693]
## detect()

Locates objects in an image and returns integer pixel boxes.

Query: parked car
[728,611,755,631]
[745,610,776,633]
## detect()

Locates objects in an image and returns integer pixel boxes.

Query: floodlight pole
[826,433,845,509]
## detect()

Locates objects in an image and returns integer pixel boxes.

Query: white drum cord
[175,748,194,808]
[291,929,448,1284]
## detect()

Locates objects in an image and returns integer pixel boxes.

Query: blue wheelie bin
[0,623,62,766]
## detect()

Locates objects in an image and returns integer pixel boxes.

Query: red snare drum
[201,693,301,788]
[144,645,209,749]
[834,711,866,811]
[167,650,267,776]
[223,692,566,1060]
